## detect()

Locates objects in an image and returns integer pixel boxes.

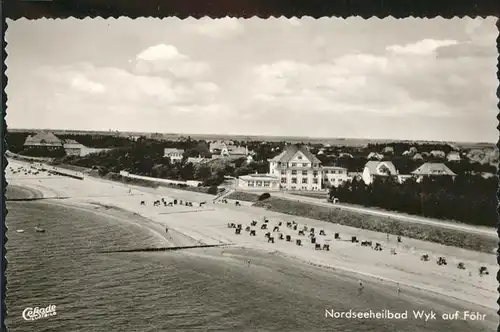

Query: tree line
[60,137,268,186]
[329,175,497,227]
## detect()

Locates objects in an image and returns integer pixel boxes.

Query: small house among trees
[362,161,398,185]
[411,163,456,182]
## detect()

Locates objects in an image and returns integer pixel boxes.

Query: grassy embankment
[225,191,496,254]
[225,191,262,203]
[289,192,327,199]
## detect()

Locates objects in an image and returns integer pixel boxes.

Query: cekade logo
[22,305,57,321]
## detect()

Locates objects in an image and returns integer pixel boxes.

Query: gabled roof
[229,146,248,155]
[322,166,347,170]
[364,161,397,176]
[412,153,423,160]
[382,146,394,153]
[411,163,456,176]
[269,144,321,164]
[186,157,206,164]
[24,132,63,145]
[367,152,384,160]
[164,148,184,154]
[430,150,446,157]
[209,140,235,150]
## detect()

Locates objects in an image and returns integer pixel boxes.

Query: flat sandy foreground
[6,160,497,311]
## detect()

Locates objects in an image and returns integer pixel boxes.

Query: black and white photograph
[4,17,498,331]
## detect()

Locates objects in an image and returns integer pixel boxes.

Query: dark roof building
[411,163,456,176]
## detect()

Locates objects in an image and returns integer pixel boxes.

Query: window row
[281,177,319,184]
[282,170,319,176]
[247,181,271,187]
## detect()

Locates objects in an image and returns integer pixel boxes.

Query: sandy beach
[6,159,497,312]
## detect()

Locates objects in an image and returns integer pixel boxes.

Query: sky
[5,17,498,143]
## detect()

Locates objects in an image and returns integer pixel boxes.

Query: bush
[258,192,271,201]
[207,185,218,195]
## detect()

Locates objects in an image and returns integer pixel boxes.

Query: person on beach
[358,280,364,294]
[397,283,401,295]
[247,259,251,266]
[386,234,389,242]
[165,227,169,234]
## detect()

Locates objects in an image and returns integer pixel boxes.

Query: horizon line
[7,127,497,146]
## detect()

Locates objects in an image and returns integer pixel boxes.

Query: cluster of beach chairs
[214,199,241,206]
[420,253,489,276]
[9,165,43,176]
[228,217,395,253]
[228,217,492,278]
[140,197,202,207]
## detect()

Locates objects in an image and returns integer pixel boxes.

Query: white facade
[237,174,280,191]
[164,148,184,163]
[362,161,398,185]
[446,152,461,162]
[322,166,349,188]
[269,146,323,191]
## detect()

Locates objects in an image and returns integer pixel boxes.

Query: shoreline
[6,159,497,312]
[8,186,494,314]
[8,193,495,315]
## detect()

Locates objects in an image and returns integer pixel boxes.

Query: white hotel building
[268,145,323,191]
[237,144,351,192]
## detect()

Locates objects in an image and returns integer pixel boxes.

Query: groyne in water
[6,197,69,202]
[48,170,84,180]
[98,244,228,254]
